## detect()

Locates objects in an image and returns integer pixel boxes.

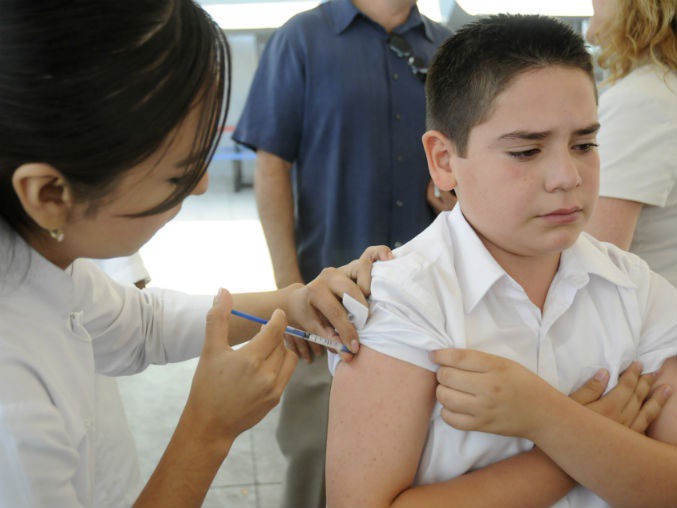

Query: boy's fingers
[630,384,672,433]
[570,369,609,405]
[204,288,234,354]
[431,348,493,373]
[244,309,287,359]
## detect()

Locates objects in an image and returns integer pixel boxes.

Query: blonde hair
[596,0,677,83]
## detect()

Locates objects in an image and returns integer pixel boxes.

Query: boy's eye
[507,148,540,160]
[573,142,599,152]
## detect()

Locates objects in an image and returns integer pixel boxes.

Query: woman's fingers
[359,244,393,262]
[203,288,234,354]
[244,309,288,359]
[306,273,359,351]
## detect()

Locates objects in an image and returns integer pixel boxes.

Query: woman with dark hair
[0,1,385,506]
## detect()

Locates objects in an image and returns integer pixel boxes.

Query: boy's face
[450,65,599,264]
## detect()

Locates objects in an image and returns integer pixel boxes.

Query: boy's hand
[569,363,670,434]
[432,348,556,438]
[285,245,393,361]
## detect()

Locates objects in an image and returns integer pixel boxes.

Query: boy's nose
[191,172,209,196]
[545,153,582,192]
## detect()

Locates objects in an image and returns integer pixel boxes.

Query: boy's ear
[11,163,74,231]
[422,130,458,192]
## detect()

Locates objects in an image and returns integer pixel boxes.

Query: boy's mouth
[538,207,582,224]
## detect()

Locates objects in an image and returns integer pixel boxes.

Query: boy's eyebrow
[498,123,601,141]
[573,123,601,136]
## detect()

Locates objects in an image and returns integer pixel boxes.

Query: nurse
[0,1,386,506]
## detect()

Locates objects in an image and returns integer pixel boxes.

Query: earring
[49,229,65,242]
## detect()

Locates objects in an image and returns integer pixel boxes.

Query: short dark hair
[0,0,230,233]
[426,14,595,157]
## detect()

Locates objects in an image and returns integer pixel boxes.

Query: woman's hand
[285,245,393,362]
[183,288,298,446]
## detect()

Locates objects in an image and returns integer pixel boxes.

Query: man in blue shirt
[234,1,451,506]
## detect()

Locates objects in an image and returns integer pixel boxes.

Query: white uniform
[90,254,152,507]
[330,206,677,508]
[598,64,677,287]
[0,221,211,507]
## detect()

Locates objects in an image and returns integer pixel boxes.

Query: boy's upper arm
[326,346,437,508]
[647,356,677,444]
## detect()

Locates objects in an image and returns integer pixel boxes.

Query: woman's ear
[11,163,74,231]
[422,130,458,192]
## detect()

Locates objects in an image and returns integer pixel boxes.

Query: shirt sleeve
[329,256,456,374]
[72,260,212,376]
[232,23,306,162]
[597,70,677,207]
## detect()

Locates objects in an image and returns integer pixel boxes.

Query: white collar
[446,207,636,313]
[0,219,76,317]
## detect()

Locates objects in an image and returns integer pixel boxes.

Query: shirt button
[395,200,404,207]
[394,241,403,247]
[395,113,401,120]
[396,155,404,162]
[392,72,399,80]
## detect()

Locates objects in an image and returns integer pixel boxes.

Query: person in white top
[89,254,151,507]
[326,15,677,508]
[584,0,677,287]
[0,2,388,507]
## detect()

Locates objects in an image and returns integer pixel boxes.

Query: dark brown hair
[0,0,231,233]
[426,14,595,157]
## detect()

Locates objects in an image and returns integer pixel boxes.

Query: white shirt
[330,206,677,508]
[90,254,152,507]
[0,222,212,507]
[597,64,677,287]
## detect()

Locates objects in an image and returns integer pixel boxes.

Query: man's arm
[254,150,302,288]
[254,150,324,361]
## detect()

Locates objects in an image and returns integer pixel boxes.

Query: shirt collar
[0,219,75,316]
[447,206,507,313]
[447,209,637,313]
[330,0,431,40]
[559,233,637,290]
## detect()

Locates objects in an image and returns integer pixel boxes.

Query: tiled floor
[117,162,288,507]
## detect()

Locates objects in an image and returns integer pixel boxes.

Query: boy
[326,14,677,508]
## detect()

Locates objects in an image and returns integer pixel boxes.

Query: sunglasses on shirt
[386,33,428,82]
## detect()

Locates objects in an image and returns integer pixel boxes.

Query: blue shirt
[233,0,451,281]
